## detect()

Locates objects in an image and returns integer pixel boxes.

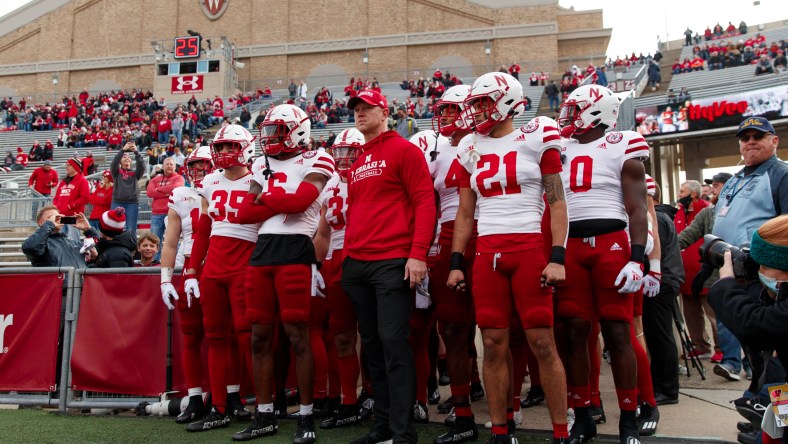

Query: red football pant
[178,256,205,392]
[200,273,253,412]
[245,264,312,325]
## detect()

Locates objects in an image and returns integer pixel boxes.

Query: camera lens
[700,235,732,268]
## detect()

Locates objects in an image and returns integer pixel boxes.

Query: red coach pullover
[345,130,436,262]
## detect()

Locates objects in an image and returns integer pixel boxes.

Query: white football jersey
[457,117,562,237]
[321,174,348,256]
[251,150,335,237]
[429,136,479,225]
[560,130,650,223]
[200,171,260,243]
[645,173,656,197]
[167,186,201,255]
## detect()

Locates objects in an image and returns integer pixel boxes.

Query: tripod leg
[671,298,700,378]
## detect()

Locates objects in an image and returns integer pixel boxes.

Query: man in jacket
[146,157,184,261]
[394,105,419,139]
[28,160,58,197]
[53,158,90,242]
[674,180,714,360]
[342,90,436,444]
[711,117,788,382]
[677,172,733,364]
[22,205,97,268]
[643,183,685,404]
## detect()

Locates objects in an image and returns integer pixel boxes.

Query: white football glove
[645,231,655,256]
[415,274,432,309]
[614,261,644,294]
[184,277,201,307]
[161,282,179,310]
[642,271,661,298]
[311,264,325,298]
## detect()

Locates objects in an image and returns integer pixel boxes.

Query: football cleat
[520,385,545,408]
[320,404,363,429]
[226,392,251,420]
[414,401,429,424]
[186,406,230,432]
[568,409,597,443]
[590,400,606,424]
[428,387,441,405]
[232,410,278,441]
[470,382,485,402]
[176,395,206,424]
[358,392,375,420]
[434,415,478,444]
[293,414,317,444]
[636,402,659,436]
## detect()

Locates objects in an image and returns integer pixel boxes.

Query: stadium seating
[677,26,788,62]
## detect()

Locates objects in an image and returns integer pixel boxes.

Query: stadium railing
[0,187,48,227]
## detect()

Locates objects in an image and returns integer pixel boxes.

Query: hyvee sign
[635,84,788,137]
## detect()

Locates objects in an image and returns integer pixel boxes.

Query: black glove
[692,263,714,296]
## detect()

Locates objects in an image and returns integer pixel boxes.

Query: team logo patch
[200,0,229,20]
[605,132,623,144]
[522,120,539,133]
[302,150,317,158]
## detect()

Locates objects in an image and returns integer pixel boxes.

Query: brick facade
[0,0,607,98]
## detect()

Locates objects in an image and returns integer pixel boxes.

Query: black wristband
[549,246,566,265]
[450,252,464,271]
[315,261,323,271]
[630,244,646,264]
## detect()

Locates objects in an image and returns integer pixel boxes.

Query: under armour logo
[175,76,200,91]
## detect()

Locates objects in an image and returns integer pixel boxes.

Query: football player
[313,128,368,429]
[182,125,260,432]
[447,72,570,444]
[160,146,236,424]
[425,85,480,443]
[556,84,650,444]
[232,104,333,444]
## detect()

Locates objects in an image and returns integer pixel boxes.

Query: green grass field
[0,409,552,444]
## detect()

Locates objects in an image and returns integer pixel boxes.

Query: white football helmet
[409,130,440,154]
[259,104,311,156]
[432,85,471,137]
[330,128,365,177]
[211,124,255,169]
[185,145,214,187]
[463,72,525,135]
[558,84,619,138]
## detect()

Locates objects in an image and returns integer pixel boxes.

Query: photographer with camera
[710,116,788,382]
[708,215,788,444]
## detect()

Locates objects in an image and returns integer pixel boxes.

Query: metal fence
[0,267,177,411]
[0,188,49,227]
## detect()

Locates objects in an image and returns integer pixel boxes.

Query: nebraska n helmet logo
[201,0,229,20]
[175,76,200,92]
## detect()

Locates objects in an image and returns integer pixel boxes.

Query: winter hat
[16,147,22,153]
[67,158,83,171]
[102,170,113,182]
[100,207,126,237]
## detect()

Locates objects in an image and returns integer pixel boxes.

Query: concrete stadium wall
[0,0,608,98]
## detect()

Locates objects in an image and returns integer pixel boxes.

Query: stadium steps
[0,230,34,267]
[638,47,683,97]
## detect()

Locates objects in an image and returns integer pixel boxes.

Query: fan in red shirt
[28,161,59,196]
[88,171,114,231]
[15,148,28,168]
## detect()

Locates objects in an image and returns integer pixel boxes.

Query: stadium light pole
[485,40,491,71]
[52,73,59,103]
[363,50,369,80]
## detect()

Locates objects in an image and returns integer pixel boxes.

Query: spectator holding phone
[110,141,145,236]
[22,205,97,268]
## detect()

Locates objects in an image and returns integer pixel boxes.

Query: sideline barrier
[0,267,73,408]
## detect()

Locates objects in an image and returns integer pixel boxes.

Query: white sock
[227,384,240,394]
[187,387,202,398]
[258,403,274,413]
[299,403,313,416]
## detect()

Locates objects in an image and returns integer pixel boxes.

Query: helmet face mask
[432,85,471,137]
[464,72,524,136]
[259,104,311,157]
[557,85,619,139]
[331,128,365,177]
[210,124,255,169]
[186,145,214,186]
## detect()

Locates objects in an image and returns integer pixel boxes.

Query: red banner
[0,273,63,391]
[71,274,167,396]
[171,75,204,95]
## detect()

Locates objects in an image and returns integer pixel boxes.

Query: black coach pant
[642,285,680,399]
[342,257,417,444]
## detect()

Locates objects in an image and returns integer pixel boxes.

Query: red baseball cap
[347,89,388,111]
